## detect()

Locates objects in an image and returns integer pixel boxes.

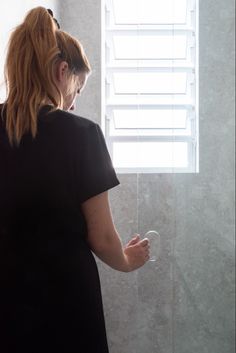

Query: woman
[0,7,150,353]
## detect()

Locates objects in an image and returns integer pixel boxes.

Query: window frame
[102,0,199,173]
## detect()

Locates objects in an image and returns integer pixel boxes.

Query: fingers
[124,235,151,271]
[136,238,150,258]
[127,234,141,246]
[139,238,150,247]
[129,237,150,251]
[126,235,150,264]
[140,238,150,261]
[128,235,149,247]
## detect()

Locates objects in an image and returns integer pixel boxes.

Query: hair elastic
[47,8,60,29]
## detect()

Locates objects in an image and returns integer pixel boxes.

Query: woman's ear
[56,61,69,82]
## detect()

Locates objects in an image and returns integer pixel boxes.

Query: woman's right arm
[81,191,150,272]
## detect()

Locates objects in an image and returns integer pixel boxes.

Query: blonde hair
[2,6,91,146]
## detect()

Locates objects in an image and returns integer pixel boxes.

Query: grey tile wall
[59,0,235,352]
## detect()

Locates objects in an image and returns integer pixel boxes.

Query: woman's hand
[82,192,150,272]
[123,234,150,272]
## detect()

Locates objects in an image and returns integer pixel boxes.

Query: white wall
[0,0,57,102]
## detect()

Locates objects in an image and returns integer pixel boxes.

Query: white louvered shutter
[104,0,199,173]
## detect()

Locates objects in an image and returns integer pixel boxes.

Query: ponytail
[3,6,91,146]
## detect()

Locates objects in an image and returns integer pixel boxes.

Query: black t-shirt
[0,105,120,353]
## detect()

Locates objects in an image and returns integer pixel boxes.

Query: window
[103,0,199,173]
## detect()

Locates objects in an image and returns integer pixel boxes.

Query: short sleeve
[78,122,120,203]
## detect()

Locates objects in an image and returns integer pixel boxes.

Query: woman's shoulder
[58,109,97,130]
[39,106,97,132]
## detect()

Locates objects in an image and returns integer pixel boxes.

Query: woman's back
[0,6,150,352]
[0,105,118,353]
